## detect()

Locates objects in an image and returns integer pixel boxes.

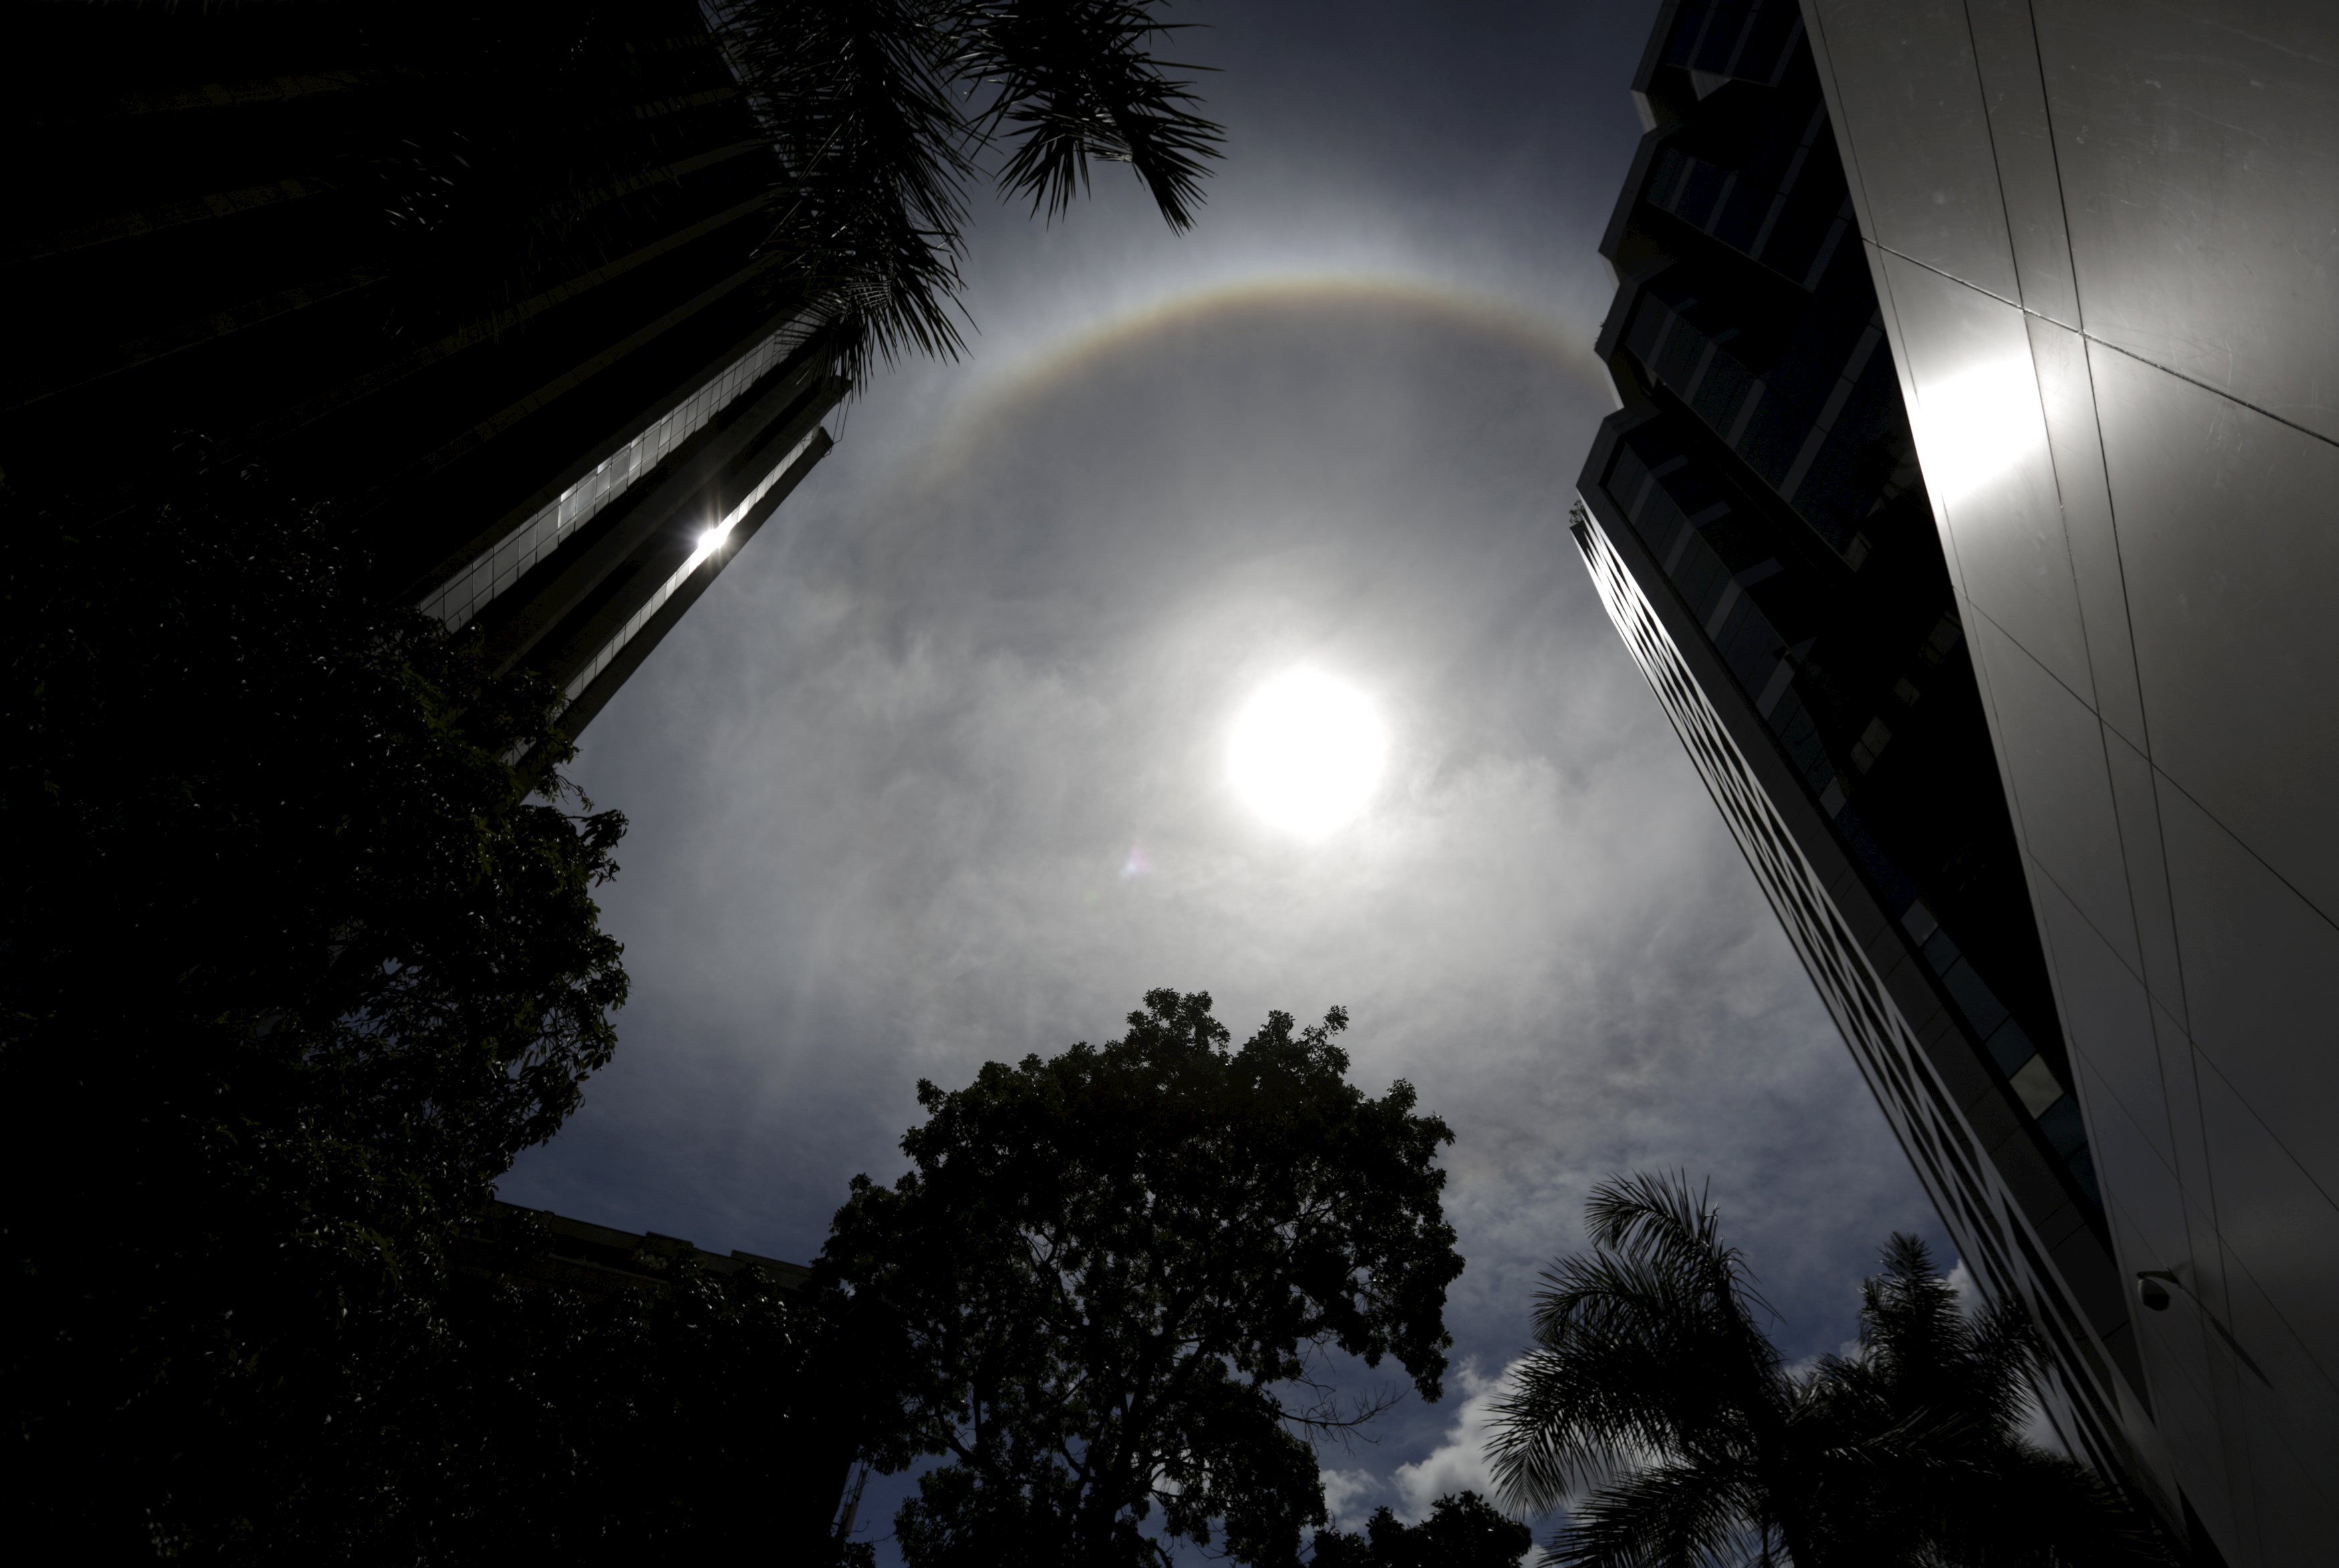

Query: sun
[1226,669,1389,838]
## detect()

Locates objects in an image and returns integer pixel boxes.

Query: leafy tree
[1486,1174,2167,1568]
[820,989,1465,1568]
[1312,1491,1535,1568]
[718,0,1223,377]
[0,444,629,1555]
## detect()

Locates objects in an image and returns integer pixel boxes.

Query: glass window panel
[2062,1145,2102,1206]
[2010,1052,2064,1116]
[1921,925,1959,973]
[1941,955,2011,1037]
[1983,1019,2036,1078]
[2036,1095,2088,1159]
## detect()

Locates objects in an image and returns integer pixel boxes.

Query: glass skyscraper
[7,0,840,737]
[1575,4,2336,1563]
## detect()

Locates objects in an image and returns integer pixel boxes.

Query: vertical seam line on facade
[1940,1,2115,806]
[1955,0,2031,313]
[2072,334,2191,1040]
[2017,0,2089,330]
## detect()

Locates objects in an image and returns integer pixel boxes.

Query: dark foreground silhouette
[1490,1174,2174,1568]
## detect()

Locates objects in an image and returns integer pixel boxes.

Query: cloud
[1390,1360,1530,1523]
[1782,1338,1867,1385]
[1318,1467,1381,1532]
[1946,1257,1979,1313]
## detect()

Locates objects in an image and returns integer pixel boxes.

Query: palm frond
[714,0,1221,385]
[1963,1293,2050,1440]
[966,0,1223,229]
[1489,1177,1794,1519]
[1584,1175,1777,1323]
[720,0,977,380]
[1549,1463,1768,1568]
[1488,1339,1681,1515]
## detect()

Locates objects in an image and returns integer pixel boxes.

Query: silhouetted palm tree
[1814,1235,2161,1567]
[715,0,1222,380]
[1486,1173,2164,1568]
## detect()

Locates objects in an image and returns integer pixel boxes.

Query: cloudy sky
[501,0,1953,1553]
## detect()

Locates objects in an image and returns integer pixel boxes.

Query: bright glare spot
[1915,357,2043,508]
[698,523,729,555]
[1226,670,1388,838]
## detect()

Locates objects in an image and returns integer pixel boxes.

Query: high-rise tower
[1573,4,2337,1561]
[6,0,841,737]
[1791,3,2339,1563]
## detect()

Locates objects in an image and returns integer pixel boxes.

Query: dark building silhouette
[1582,5,2339,1562]
[466,1197,815,1299]
[459,1201,853,1553]
[1573,0,2161,1537]
[5,0,841,736]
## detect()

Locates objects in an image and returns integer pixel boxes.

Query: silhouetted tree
[1312,1491,1535,1568]
[1,445,628,1555]
[1486,1174,2167,1568]
[821,990,1465,1568]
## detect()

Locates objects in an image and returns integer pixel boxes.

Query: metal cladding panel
[1799,2,2339,1561]
[2027,0,2339,445]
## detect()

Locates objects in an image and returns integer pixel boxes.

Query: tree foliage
[718,0,1223,378]
[1313,1492,1536,1568]
[821,989,1464,1568]
[1487,1174,2169,1568]
[0,444,632,1555]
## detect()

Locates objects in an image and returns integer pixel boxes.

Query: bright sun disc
[1226,670,1388,837]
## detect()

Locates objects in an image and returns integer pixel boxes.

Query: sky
[500,1,1954,1555]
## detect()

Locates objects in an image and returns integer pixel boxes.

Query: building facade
[1574,3,2338,1561]
[1790,3,2339,1563]
[6,0,839,738]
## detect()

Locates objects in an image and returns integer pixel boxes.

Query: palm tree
[1816,1235,2162,1568]
[1486,1173,2165,1568]
[713,0,1222,381]
[1486,1172,1840,1566]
